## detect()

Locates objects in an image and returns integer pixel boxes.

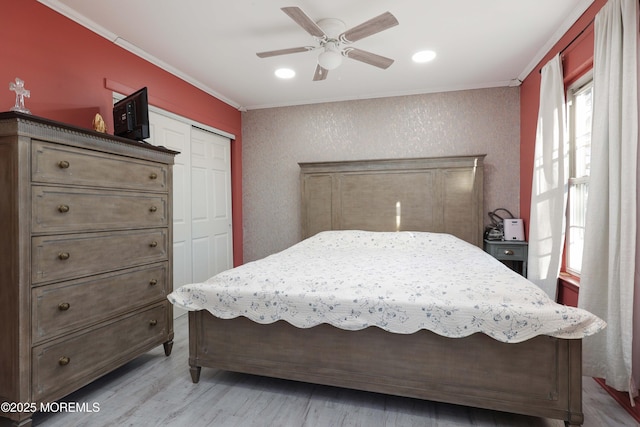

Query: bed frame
[187,156,584,426]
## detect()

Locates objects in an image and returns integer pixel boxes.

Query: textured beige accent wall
[241,87,520,262]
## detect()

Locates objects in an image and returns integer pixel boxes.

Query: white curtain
[579,0,640,395]
[527,54,568,299]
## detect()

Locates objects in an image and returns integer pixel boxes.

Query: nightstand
[483,239,528,277]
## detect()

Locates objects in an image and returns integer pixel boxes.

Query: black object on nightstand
[483,239,528,277]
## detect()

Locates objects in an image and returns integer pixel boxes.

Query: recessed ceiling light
[275,68,296,79]
[412,50,436,63]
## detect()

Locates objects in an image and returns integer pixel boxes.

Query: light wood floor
[11,315,638,427]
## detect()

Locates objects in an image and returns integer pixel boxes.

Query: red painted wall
[0,1,243,265]
[519,0,607,239]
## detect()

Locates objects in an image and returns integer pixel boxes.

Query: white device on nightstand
[503,219,525,241]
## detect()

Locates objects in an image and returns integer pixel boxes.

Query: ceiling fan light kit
[256,7,399,81]
[318,44,343,70]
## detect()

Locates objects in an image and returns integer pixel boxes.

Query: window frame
[564,72,593,277]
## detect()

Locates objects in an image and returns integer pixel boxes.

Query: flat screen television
[113,87,150,141]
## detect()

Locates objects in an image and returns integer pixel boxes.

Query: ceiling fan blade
[313,64,329,81]
[339,12,398,43]
[344,48,394,69]
[256,46,314,58]
[281,6,327,39]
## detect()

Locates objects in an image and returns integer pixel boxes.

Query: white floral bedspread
[168,230,605,343]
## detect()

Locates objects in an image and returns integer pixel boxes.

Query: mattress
[168,230,605,343]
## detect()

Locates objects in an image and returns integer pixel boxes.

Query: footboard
[189,310,583,426]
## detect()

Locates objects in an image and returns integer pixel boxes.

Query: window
[565,76,593,275]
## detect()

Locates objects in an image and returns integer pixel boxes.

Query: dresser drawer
[32,303,168,401]
[32,228,169,284]
[32,140,169,191]
[32,262,169,342]
[32,185,168,233]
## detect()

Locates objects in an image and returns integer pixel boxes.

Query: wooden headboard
[299,155,485,247]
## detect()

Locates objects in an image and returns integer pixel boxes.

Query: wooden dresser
[0,112,178,426]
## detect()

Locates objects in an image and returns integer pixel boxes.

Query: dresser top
[0,111,179,162]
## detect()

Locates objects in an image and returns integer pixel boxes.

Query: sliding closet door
[190,127,233,283]
[148,111,192,318]
[148,111,233,319]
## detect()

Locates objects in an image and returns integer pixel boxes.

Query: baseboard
[594,378,640,423]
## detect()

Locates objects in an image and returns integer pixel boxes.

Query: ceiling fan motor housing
[316,18,346,38]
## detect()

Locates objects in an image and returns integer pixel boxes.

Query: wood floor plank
[3,314,633,427]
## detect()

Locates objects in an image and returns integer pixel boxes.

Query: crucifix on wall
[9,77,31,114]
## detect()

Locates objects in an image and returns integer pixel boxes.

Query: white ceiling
[39,0,593,111]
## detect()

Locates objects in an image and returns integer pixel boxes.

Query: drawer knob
[149,319,158,326]
[149,172,158,180]
[149,241,158,248]
[58,252,70,260]
[58,356,70,366]
[504,250,514,256]
[58,160,70,169]
[58,302,70,311]
[149,206,158,213]
[58,204,70,213]
[149,279,158,286]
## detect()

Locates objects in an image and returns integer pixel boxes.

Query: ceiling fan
[256,7,399,81]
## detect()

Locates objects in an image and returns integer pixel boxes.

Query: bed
[169,156,605,426]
